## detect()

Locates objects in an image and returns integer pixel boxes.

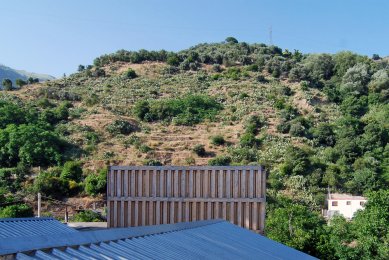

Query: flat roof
[329,193,366,200]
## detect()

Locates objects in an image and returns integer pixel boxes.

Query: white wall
[328,199,366,219]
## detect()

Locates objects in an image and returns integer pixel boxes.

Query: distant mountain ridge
[0,64,55,88]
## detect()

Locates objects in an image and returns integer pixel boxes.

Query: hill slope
[1,39,389,259]
[0,64,55,88]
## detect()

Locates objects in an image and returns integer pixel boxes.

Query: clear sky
[1,0,388,77]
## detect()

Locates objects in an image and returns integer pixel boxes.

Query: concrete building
[107,166,267,233]
[326,193,367,219]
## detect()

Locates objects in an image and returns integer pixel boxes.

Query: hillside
[1,38,389,259]
[0,64,55,88]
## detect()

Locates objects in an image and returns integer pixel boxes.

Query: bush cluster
[134,95,222,125]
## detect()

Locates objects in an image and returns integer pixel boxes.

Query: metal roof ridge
[0,219,223,256]
[0,217,55,222]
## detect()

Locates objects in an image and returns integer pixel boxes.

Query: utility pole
[65,206,69,223]
[37,193,41,218]
[269,25,273,45]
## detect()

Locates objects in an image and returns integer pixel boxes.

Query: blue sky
[1,0,388,77]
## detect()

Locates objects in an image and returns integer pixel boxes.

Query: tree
[312,123,336,146]
[303,53,334,81]
[340,63,370,96]
[2,79,12,91]
[34,171,69,199]
[15,79,27,88]
[369,69,389,93]
[166,54,180,66]
[0,124,64,167]
[27,77,34,84]
[334,51,369,78]
[0,204,34,218]
[225,37,238,44]
[372,54,381,60]
[266,198,325,256]
[78,65,85,72]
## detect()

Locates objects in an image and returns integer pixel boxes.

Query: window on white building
[360,201,365,206]
[346,201,351,205]
[332,201,338,206]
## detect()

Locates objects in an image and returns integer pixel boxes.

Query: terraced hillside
[2,39,389,259]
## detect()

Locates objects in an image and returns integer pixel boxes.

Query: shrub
[224,67,241,80]
[192,144,206,157]
[257,75,267,83]
[138,144,152,153]
[277,120,291,133]
[0,166,26,192]
[212,64,222,72]
[134,95,222,126]
[125,68,137,79]
[185,157,195,165]
[92,68,105,77]
[84,169,107,196]
[240,132,260,148]
[106,120,136,135]
[144,159,162,166]
[210,135,225,146]
[60,161,83,182]
[73,210,104,222]
[0,204,34,218]
[208,155,231,166]
[34,171,69,199]
[103,151,115,159]
[289,122,306,137]
[124,134,141,148]
[245,115,264,135]
[133,100,150,120]
[246,64,259,72]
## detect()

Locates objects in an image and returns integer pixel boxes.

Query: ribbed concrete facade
[107,166,266,233]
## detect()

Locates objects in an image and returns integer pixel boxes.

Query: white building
[326,193,367,219]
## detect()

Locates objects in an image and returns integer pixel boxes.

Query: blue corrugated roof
[0,217,77,239]
[0,219,316,259]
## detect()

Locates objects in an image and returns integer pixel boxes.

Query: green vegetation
[192,144,206,157]
[1,38,388,259]
[0,204,34,218]
[2,79,13,90]
[73,210,104,222]
[84,168,107,196]
[134,95,222,125]
[106,120,137,135]
[210,135,225,146]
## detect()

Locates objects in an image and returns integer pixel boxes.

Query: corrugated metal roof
[0,217,77,239]
[0,220,316,259]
